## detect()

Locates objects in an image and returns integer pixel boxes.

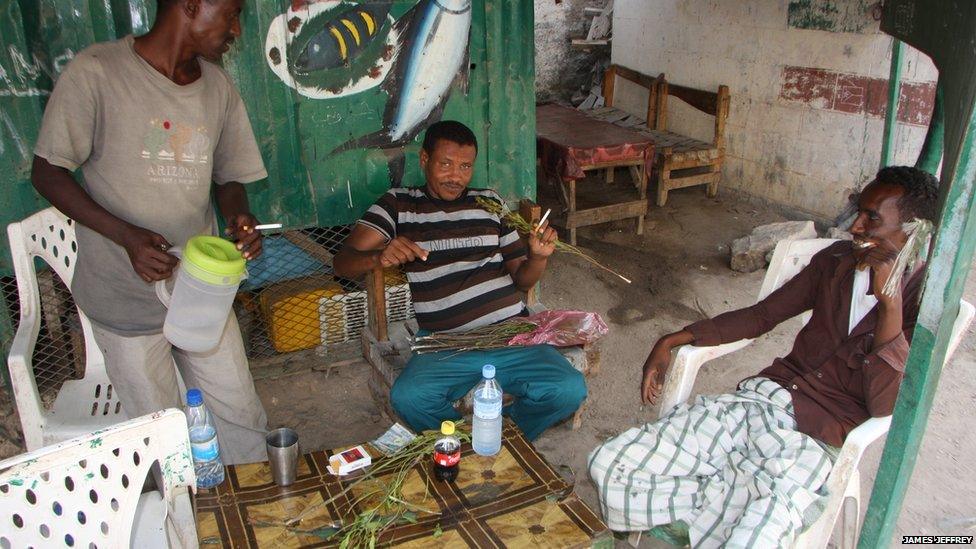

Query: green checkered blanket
[588,378,835,548]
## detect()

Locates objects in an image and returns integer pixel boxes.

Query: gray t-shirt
[34,35,267,335]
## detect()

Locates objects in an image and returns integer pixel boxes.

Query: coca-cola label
[434,450,460,467]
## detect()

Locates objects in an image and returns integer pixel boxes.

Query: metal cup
[266,428,300,487]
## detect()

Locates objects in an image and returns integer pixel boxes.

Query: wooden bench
[589,64,731,206]
[361,200,600,430]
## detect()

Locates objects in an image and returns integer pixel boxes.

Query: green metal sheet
[0,0,537,374]
[484,0,536,202]
[0,0,537,267]
[860,1,976,547]
[248,1,493,228]
[0,0,45,214]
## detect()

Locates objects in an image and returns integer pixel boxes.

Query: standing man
[334,121,586,440]
[31,0,268,463]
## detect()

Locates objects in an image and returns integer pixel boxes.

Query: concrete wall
[535,0,609,103]
[612,0,938,221]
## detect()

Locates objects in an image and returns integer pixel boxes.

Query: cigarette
[254,223,283,231]
[853,241,875,249]
[537,209,551,234]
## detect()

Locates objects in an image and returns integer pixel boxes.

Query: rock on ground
[827,226,854,240]
[730,220,817,272]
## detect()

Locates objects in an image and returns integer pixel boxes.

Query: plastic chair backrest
[0,409,196,548]
[7,207,107,366]
[7,207,121,450]
[15,207,79,285]
[760,238,840,299]
[762,238,839,325]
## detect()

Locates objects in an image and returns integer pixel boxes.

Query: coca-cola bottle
[432,420,461,482]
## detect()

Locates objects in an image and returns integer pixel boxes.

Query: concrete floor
[1,184,972,547]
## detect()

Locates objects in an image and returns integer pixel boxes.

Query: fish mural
[265,0,473,187]
[265,1,398,99]
[332,0,472,153]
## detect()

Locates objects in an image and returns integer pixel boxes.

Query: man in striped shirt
[335,121,586,440]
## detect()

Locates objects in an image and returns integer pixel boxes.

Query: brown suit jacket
[685,241,924,447]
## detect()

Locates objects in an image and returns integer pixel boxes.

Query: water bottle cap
[440,421,456,435]
[482,364,496,379]
[186,388,203,406]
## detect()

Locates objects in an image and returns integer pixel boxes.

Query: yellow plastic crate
[260,276,344,353]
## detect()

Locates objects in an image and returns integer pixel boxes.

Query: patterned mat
[195,422,611,548]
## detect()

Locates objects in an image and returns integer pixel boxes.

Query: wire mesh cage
[1,272,84,406]
[1,224,415,402]
[234,226,415,364]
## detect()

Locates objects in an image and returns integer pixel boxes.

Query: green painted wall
[0,0,537,276]
[0,0,535,375]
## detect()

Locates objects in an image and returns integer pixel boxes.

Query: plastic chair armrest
[840,416,891,457]
[803,415,891,547]
[822,416,891,505]
[8,308,45,450]
[947,300,975,360]
[657,339,753,417]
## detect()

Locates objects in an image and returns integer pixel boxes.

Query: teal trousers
[390,344,587,440]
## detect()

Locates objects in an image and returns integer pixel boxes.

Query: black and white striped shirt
[359,186,527,333]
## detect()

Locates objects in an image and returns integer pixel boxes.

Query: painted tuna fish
[332,0,473,186]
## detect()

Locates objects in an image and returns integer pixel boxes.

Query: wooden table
[536,103,654,245]
[194,421,611,548]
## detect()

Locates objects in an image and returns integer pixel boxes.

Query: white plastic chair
[654,238,975,549]
[7,207,127,450]
[0,408,198,549]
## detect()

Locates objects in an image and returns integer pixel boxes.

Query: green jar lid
[183,236,246,285]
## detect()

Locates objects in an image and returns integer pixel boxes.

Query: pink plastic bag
[508,310,609,347]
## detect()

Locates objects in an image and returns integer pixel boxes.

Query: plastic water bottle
[472,364,503,456]
[185,388,225,488]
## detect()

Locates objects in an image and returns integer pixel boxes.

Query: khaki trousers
[90,314,268,465]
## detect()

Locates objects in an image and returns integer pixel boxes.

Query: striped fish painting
[291,2,392,74]
[265,1,397,99]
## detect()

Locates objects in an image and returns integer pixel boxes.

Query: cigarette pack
[327,445,372,475]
